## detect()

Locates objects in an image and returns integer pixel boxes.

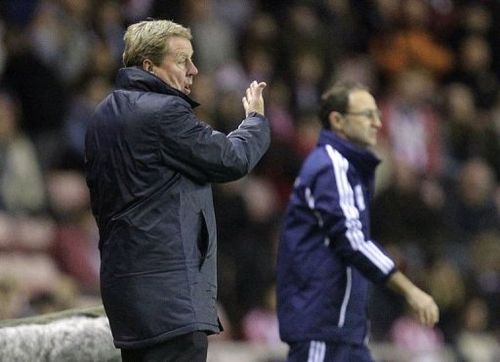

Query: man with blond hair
[85,19,270,361]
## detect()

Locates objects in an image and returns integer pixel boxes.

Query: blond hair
[122,20,192,67]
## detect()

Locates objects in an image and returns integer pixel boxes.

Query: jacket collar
[317,128,380,175]
[116,66,200,108]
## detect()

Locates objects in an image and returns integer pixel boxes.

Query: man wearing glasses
[276,82,439,361]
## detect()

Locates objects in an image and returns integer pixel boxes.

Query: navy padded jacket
[85,67,270,348]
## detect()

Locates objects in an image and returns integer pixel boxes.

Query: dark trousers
[121,331,208,362]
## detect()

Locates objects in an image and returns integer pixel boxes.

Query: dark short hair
[319,81,368,129]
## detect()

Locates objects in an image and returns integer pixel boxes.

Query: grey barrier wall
[0,306,462,362]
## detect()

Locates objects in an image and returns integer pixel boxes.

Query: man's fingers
[422,304,439,326]
[425,310,433,326]
[431,304,439,324]
[250,81,267,93]
[242,80,266,116]
[413,301,439,327]
[254,82,267,96]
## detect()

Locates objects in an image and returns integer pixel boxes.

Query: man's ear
[142,59,155,73]
[328,111,344,132]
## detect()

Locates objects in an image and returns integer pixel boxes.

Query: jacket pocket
[197,211,209,269]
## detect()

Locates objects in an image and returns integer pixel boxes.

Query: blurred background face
[460,35,491,72]
[0,94,18,140]
[153,36,198,95]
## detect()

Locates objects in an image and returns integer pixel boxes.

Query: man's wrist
[247,111,265,118]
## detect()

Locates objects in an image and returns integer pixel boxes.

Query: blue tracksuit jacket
[276,129,396,345]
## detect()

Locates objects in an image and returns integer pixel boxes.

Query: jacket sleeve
[157,98,271,184]
[307,148,396,284]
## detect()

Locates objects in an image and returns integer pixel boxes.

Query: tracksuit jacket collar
[317,128,380,176]
[116,66,200,108]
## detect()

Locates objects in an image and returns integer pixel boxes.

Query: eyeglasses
[344,109,382,120]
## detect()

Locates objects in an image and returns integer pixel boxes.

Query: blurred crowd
[0,0,499,360]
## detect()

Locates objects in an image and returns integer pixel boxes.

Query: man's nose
[372,113,382,128]
[189,61,198,75]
